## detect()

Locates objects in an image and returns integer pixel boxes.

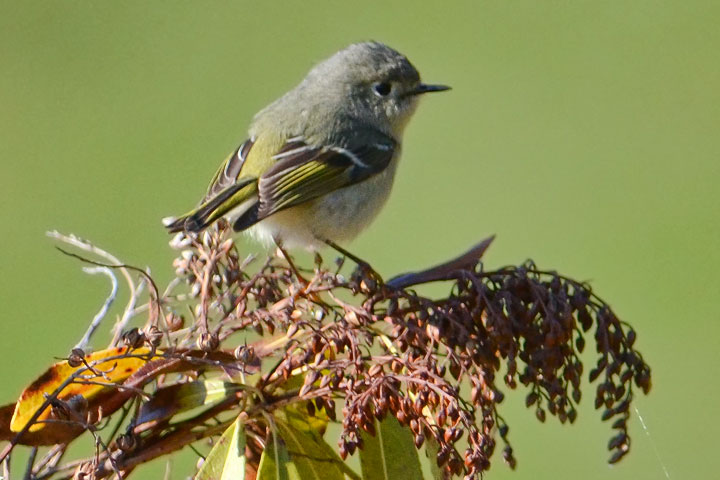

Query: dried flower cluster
[169,224,651,477]
[0,226,651,480]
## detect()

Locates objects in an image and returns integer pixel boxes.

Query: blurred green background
[1,1,718,478]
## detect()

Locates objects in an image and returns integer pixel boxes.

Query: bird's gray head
[289,42,450,139]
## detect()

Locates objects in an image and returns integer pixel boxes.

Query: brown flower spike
[1,226,651,480]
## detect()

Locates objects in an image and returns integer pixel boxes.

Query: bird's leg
[323,239,383,284]
[273,240,327,306]
[273,239,309,287]
[313,252,324,270]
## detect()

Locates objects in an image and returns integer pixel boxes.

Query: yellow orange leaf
[11,347,159,433]
[0,402,84,446]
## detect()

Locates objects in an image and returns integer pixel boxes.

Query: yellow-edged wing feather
[165,131,396,234]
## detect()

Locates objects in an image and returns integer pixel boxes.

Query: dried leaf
[11,347,159,433]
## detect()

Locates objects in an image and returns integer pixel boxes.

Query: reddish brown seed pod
[165,313,185,332]
[386,394,398,413]
[73,462,95,480]
[437,408,447,427]
[608,448,629,464]
[197,332,219,352]
[568,408,577,423]
[362,419,377,437]
[614,399,630,414]
[116,432,138,452]
[607,432,627,450]
[368,363,383,377]
[448,405,459,422]
[409,418,419,434]
[338,443,348,460]
[144,325,164,347]
[396,410,407,425]
[614,384,626,400]
[558,410,568,424]
[325,400,337,421]
[286,323,299,338]
[390,359,403,373]
[448,456,464,475]
[436,448,450,467]
[67,348,85,368]
[626,329,636,347]
[601,408,615,421]
[463,449,474,467]
[122,328,145,349]
[467,383,483,404]
[612,417,627,430]
[304,370,320,386]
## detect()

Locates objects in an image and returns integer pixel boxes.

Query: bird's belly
[247,159,399,250]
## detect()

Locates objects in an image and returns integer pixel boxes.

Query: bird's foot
[323,239,383,290]
[274,245,310,287]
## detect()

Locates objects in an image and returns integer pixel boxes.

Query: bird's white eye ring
[372,82,392,96]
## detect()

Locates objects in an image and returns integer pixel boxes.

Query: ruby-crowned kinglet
[165,42,449,250]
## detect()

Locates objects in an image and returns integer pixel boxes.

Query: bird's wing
[205,138,255,198]
[231,135,396,230]
[166,133,397,234]
[164,138,257,233]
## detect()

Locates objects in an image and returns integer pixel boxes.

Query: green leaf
[257,408,359,480]
[138,379,241,425]
[283,400,330,436]
[195,416,246,480]
[257,427,291,480]
[360,417,423,480]
[424,435,447,480]
[275,412,348,480]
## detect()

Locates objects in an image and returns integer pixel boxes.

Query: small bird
[164,42,449,252]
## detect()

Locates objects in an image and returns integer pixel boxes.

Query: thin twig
[24,447,37,480]
[111,276,146,347]
[2,453,10,480]
[48,231,162,336]
[47,231,137,326]
[75,266,118,350]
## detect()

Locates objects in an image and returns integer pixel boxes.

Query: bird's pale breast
[247,156,400,250]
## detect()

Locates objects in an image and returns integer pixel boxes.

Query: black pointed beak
[409,83,451,96]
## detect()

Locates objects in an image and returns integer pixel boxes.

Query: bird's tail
[164,177,258,233]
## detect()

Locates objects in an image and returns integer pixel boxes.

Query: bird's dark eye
[373,82,392,96]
